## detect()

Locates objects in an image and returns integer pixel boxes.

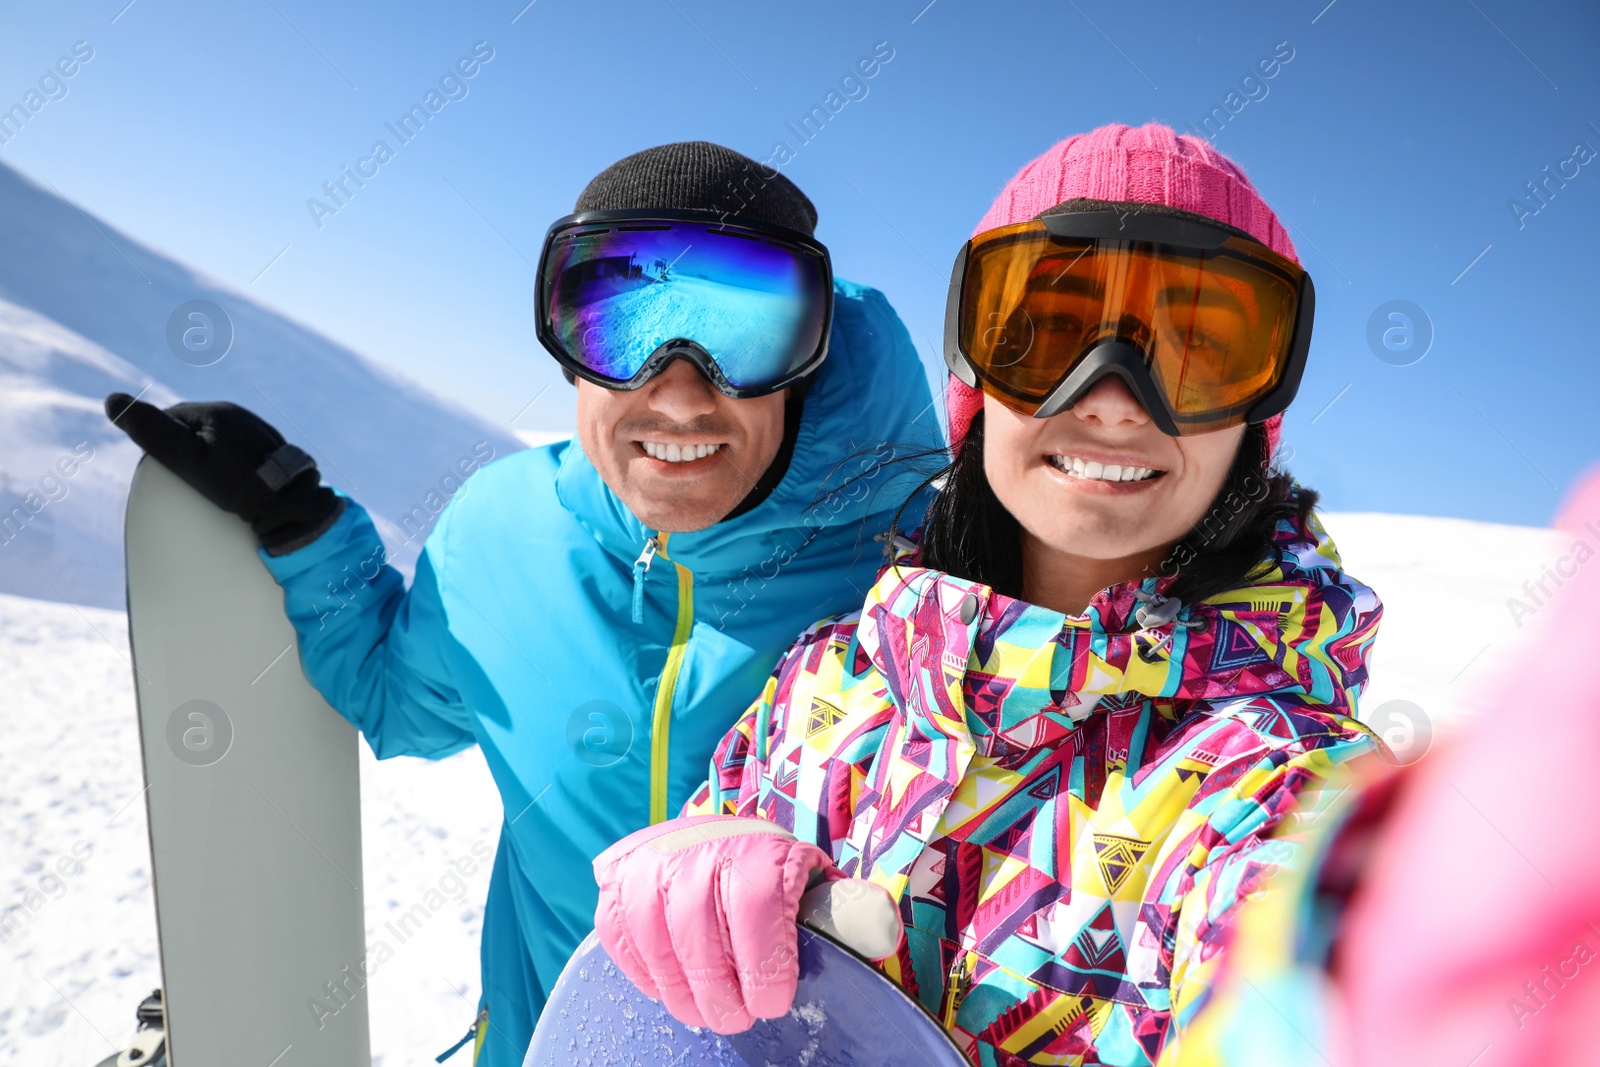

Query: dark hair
[898,411,1318,606]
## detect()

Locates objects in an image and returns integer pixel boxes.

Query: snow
[0,508,1564,1065]
[0,592,501,1066]
[0,159,528,610]
[513,429,572,450]
[1317,512,1564,737]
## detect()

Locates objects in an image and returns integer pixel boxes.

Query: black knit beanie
[574,141,818,235]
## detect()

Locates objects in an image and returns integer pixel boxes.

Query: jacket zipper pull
[631,535,660,624]
[433,1005,486,1062]
[942,952,974,1030]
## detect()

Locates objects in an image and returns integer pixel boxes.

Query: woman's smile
[1042,449,1166,492]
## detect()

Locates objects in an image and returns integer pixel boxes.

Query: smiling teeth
[642,441,722,463]
[1047,455,1158,482]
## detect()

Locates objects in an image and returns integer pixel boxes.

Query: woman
[590,123,1383,1065]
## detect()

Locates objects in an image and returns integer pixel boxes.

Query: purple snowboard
[522,927,971,1067]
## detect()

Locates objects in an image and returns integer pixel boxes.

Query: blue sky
[2,0,1596,526]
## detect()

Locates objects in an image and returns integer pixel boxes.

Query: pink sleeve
[1336,466,1600,1067]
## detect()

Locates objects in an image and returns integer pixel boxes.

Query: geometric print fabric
[688,506,1382,1065]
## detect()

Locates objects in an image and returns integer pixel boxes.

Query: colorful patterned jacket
[686,508,1382,1066]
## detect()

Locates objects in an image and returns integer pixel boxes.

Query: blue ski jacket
[259,279,938,1066]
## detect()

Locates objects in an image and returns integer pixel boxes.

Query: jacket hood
[859,506,1382,763]
[554,277,940,580]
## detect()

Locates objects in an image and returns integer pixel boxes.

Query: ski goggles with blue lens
[536,209,834,398]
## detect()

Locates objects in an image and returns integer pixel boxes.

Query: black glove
[106,393,346,555]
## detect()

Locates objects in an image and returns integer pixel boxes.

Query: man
[106,141,936,1065]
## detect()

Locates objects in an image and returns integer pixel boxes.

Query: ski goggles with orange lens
[944,207,1314,436]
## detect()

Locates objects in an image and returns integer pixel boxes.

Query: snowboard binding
[92,988,166,1067]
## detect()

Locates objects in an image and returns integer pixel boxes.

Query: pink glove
[593,815,855,1034]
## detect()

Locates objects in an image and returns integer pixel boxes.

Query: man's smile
[637,440,725,464]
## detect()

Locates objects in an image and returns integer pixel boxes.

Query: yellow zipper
[942,950,976,1031]
[470,1006,487,1063]
[649,532,695,824]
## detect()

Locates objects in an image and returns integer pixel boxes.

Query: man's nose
[644,358,720,422]
[1068,374,1151,429]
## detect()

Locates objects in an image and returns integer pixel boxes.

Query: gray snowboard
[124,456,370,1067]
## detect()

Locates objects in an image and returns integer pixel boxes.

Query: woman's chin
[1024,515,1170,566]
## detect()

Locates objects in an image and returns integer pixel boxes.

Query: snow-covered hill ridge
[0,509,1565,1066]
[0,159,524,608]
[1318,511,1564,726]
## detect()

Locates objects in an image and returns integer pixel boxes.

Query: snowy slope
[0,160,525,609]
[0,591,502,1067]
[1317,512,1562,739]
[0,511,1564,1066]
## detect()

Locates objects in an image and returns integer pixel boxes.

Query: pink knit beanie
[947,122,1298,458]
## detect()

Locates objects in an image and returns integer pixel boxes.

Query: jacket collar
[845,508,1382,888]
